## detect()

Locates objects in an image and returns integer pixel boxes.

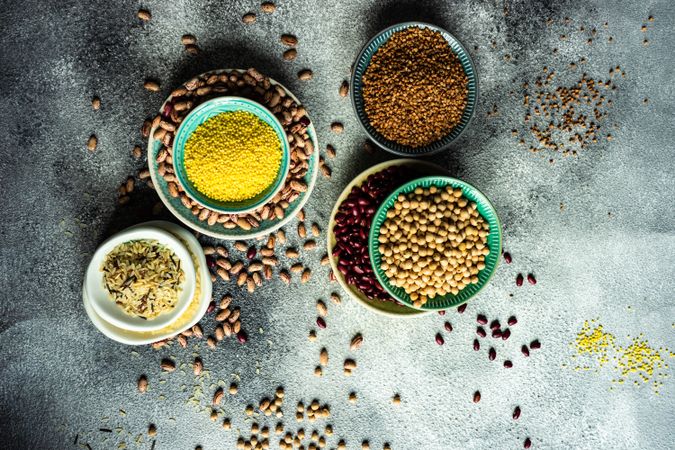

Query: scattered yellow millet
[184,111,282,202]
[569,319,673,394]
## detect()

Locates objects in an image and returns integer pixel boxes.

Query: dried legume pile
[333,166,419,302]
[378,185,490,307]
[101,239,185,319]
[362,27,468,148]
[184,111,282,202]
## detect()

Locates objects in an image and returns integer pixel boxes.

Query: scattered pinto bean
[435,333,444,345]
[527,273,537,285]
[516,273,524,286]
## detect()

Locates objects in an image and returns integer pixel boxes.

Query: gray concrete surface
[1,0,674,449]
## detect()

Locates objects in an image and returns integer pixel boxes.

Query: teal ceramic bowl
[351,22,478,156]
[368,176,502,311]
[173,96,290,214]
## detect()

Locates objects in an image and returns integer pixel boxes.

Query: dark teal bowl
[351,22,478,156]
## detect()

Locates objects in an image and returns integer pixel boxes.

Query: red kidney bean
[457,303,467,314]
[492,328,502,339]
[521,345,530,357]
[488,347,496,360]
[317,317,326,329]
[489,319,500,330]
[476,327,486,338]
[473,339,480,351]
[246,247,257,259]
[435,333,445,345]
[206,301,215,314]
[516,273,524,286]
[502,329,511,340]
[530,339,541,349]
[444,322,453,332]
[473,391,481,403]
[507,316,518,326]
[504,360,513,368]
[524,438,532,448]
[438,310,446,316]
[476,314,488,325]
[503,251,512,264]
[236,330,247,343]
[513,406,521,420]
[206,257,217,269]
[332,166,419,302]
[527,273,537,285]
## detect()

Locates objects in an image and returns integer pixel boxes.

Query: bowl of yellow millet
[172,96,291,214]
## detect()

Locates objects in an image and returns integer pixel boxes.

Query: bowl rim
[368,175,502,310]
[85,225,197,332]
[172,95,291,214]
[350,21,479,157]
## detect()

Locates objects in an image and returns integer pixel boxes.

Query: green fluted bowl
[368,176,502,310]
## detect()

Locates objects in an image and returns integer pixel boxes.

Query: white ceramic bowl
[85,226,196,332]
[83,221,212,345]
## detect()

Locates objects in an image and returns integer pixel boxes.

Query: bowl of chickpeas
[368,176,502,310]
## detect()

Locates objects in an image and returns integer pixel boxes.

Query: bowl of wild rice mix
[85,226,197,332]
[351,22,478,156]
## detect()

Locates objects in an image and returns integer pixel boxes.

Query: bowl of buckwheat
[351,22,477,156]
[369,176,501,310]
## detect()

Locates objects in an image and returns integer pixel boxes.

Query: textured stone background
[0,0,674,449]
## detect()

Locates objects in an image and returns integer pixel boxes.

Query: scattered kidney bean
[473,339,480,351]
[516,273,524,286]
[438,310,446,316]
[476,314,488,325]
[502,329,511,340]
[435,333,445,345]
[521,345,530,357]
[513,406,521,420]
[317,317,327,329]
[476,327,487,338]
[246,247,257,259]
[206,301,216,314]
[503,251,512,264]
[492,329,502,339]
[488,347,496,361]
[527,273,537,285]
[457,303,467,314]
[473,391,481,403]
[490,319,500,330]
[206,257,217,269]
[444,322,453,332]
[236,330,248,343]
[333,166,419,302]
[530,339,541,349]
[507,316,518,326]
[524,438,532,448]
[504,360,513,368]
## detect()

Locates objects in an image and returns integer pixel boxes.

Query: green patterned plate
[351,22,478,156]
[368,176,502,310]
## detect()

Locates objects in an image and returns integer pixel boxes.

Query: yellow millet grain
[184,111,282,202]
